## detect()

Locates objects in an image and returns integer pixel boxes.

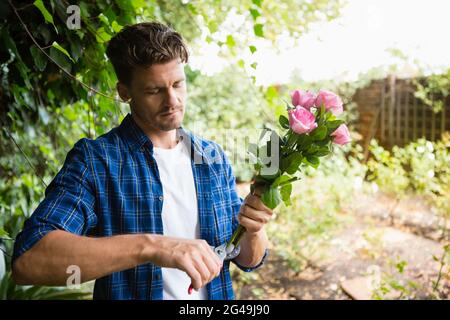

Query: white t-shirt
[152,137,208,300]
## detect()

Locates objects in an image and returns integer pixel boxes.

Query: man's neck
[131,114,179,149]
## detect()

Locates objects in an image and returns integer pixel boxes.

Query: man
[12,22,271,300]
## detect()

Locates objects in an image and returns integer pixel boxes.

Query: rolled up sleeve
[12,139,97,263]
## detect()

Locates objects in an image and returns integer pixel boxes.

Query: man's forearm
[233,229,269,268]
[12,230,153,286]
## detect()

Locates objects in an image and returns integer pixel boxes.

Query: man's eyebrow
[143,78,186,90]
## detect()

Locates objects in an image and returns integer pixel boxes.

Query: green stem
[227,224,246,247]
[227,180,270,248]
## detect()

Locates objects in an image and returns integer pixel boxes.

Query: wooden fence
[353,75,450,151]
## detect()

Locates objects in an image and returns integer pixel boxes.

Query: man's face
[119,59,187,132]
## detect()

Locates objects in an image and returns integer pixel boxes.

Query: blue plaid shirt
[12,114,268,300]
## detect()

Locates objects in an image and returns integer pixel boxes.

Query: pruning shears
[187,243,241,294]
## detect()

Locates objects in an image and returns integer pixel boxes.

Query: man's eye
[146,90,159,95]
[174,81,184,88]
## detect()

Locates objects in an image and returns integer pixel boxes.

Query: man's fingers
[193,254,214,288]
[175,239,225,291]
[202,254,222,283]
[241,205,271,224]
[245,194,272,214]
[203,242,223,268]
[183,263,203,291]
[238,213,263,233]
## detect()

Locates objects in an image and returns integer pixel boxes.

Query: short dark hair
[106,22,189,85]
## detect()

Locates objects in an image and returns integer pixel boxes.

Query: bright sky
[190,0,450,85]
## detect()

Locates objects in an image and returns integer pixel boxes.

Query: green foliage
[367,136,450,218]
[367,140,410,196]
[414,69,450,113]
[0,272,92,300]
[371,258,421,300]
[431,244,449,299]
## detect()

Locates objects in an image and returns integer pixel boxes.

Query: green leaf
[285,132,297,148]
[95,27,112,43]
[51,42,75,63]
[249,8,260,20]
[296,134,312,151]
[2,29,31,88]
[261,187,282,210]
[315,146,331,157]
[306,144,320,155]
[282,153,303,174]
[130,0,146,9]
[33,0,57,33]
[249,45,257,54]
[310,125,327,141]
[69,40,83,62]
[36,24,51,43]
[304,155,320,168]
[253,24,264,37]
[327,119,344,132]
[98,13,109,25]
[396,261,407,274]
[279,115,289,129]
[252,0,263,7]
[0,228,10,238]
[250,62,258,69]
[29,45,47,71]
[111,21,123,33]
[280,183,292,206]
[208,20,218,33]
[272,174,292,187]
[226,35,236,48]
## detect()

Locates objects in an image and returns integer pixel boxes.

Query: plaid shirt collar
[117,113,212,165]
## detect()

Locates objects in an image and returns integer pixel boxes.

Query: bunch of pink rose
[227,89,351,249]
[289,89,351,145]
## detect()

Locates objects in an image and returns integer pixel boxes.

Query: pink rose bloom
[291,89,316,109]
[315,90,343,115]
[331,124,351,145]
[288,106,318,134]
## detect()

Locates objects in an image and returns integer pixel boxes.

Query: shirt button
[158,195,164,201]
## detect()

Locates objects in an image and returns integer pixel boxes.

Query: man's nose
[165,87,178,107]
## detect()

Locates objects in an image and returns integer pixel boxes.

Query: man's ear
[117,82,131,102]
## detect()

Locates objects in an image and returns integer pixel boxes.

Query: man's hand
[145,235,223,291]
[237,188,274,234]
